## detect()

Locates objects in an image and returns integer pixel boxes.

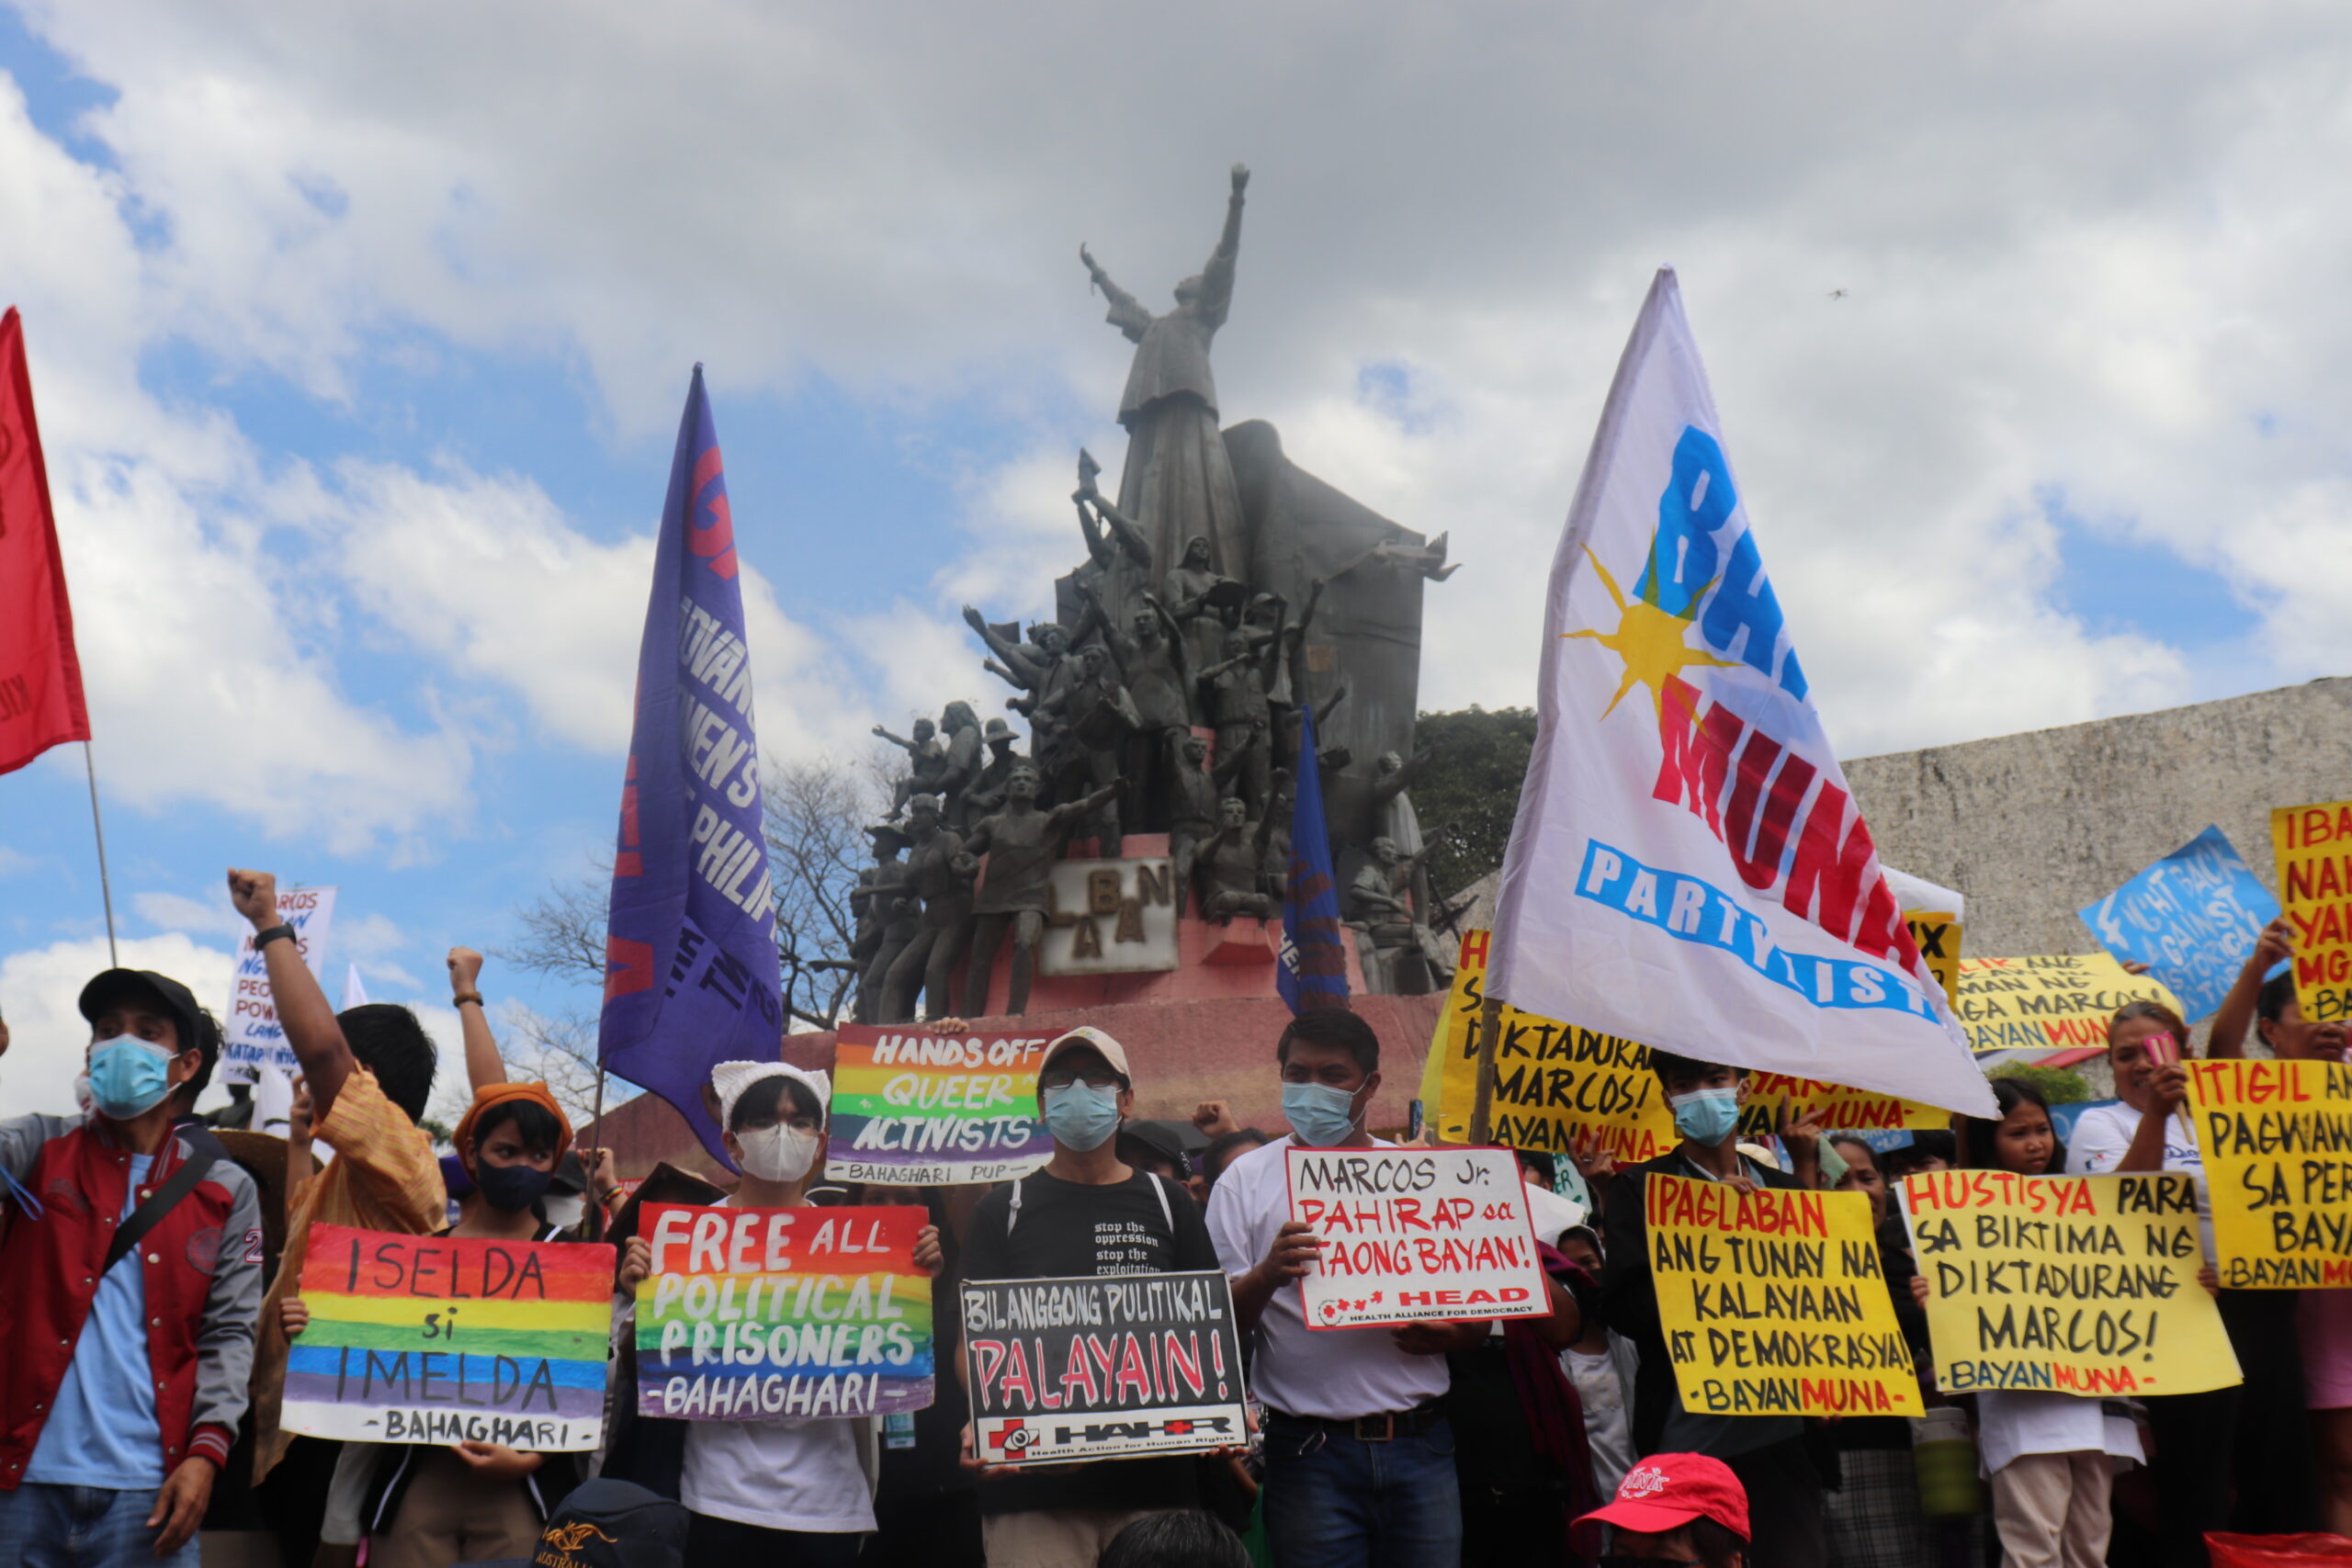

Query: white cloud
[0,931,238,1119]
[130,889,247,940]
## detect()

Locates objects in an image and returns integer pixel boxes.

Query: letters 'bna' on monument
[854,166,1462,1020]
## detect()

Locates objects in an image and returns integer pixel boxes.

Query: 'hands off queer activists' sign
[281,1224,614,1450]
[1286,1146,1550,1328]
[1902,1170,2238,1397]
[2272,800,2352,1026]
[635,1204,933,1419]
[2082,827,2279,1021]
[1646,1175,1920,1418]
[963,1271,1248,1464]
[2188,1059,2352,1288]
[1955,955,2182,1061]
[824,1024,1054,1186]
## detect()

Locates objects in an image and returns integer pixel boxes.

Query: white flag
[1489,269,1993,1117]
[341,964,370,1010]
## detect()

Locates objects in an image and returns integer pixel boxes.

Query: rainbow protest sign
[281,1224,615,1450]
[636,1202,934,1419]
[825,1023,1055,1185]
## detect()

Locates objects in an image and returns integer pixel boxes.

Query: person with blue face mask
[958,1027,1222,1568]
[0,967,266,1568]
[1594,1051,1826,1568]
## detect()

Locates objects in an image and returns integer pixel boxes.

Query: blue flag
[1278,704,1350,1012]
[598,367,781,1165]
[2080,825,2280,1021]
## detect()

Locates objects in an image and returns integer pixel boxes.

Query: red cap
[1571,1453,1749,1551]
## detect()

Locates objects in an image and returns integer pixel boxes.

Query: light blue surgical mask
[1670,1087,1741,1148]
[88,1035,175,1121]
[1283,1080,1362,1148]
[1040,1082,1122,1152]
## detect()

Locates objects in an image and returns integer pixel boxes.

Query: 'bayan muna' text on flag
[598,367,783,1164]
[1488,269,1992,1117]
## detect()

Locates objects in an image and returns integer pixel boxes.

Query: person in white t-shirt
[1206,1010,1501,1568]
[2068,1000,2318,1564]
[673,1060,944,1565]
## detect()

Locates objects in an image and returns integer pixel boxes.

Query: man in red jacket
[0,968,264,1566]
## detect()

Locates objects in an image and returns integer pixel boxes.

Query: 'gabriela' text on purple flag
[599,367,783,1164]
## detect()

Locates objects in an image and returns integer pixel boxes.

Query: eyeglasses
[1039,1069,1124,1091]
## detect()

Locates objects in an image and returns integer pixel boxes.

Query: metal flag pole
[83,740,118,967]
[586,1062,609,1242]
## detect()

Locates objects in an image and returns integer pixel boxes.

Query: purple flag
[1278,704,1350,1012]
[598,367,780,1165]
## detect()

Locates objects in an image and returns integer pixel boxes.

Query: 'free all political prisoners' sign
[635,1203,934,1419]
[824,1024,1054,1186]
[1285,1145,1551,1328]
[2189,1058,2352,1288]
[962,1270,1248,1463]
[1901,1169,2239,1397]
[1645,1175,1923,1418]
[281,1224,615,1450]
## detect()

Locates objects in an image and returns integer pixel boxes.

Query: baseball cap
[455,1477,687,1568]
[709,1059,832,1131]
[78,968,220,1092]
[1037,1026,1132,1086]
[1572,1452,1749,1552]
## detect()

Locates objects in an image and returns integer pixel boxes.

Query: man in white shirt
[1206,1010,1488,1568]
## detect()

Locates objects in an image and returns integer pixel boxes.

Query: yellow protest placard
[1956,954,2181,1058]
[1905,909,1963,1009]
[1426,931,1949,1150]
[1427,931,1676,1162]
[2273,801,2352,1026]
[1646,1174,1922,1418]
[2188,1057,2352,1288]
[1902,1169,2238,1396]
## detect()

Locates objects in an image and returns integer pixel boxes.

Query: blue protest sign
[2079,826,2279,1021]
[597,367,782,1165]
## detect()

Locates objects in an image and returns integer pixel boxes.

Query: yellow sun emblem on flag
[1564,544,1738,719]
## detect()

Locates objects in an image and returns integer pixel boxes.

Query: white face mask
[541,1194,588,1230]
[737,1123,821,1184]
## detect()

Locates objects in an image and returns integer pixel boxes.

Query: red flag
[0,307,89,775]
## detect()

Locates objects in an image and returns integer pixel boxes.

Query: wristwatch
[254,924,298,949]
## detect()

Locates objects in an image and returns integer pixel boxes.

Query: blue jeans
[1261,1413,1461,1568]
[0,1482,197,1567]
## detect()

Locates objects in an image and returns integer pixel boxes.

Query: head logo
[985,1421,1036,1455]
[1619,1464,1671,1500]
[542,1522,619,1551]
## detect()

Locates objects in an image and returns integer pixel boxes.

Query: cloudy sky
[2,1,2346,1114]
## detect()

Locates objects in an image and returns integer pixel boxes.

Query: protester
[1569,1452,1751,1568]
[0,968,264,1567]
[1876,1130,1954,1185]
[1555,1226,1638,1502]
[503,1476,691,1568]
[1597,1050,1822,1568]
[1918,1075,2137,1568]
[634,1059,939,1561]
[1830,1135,1889,1225]
[2071,999,2319,1562]
[1207,1010,1511,1568]
[960,1026,1221,1568]
[231,864,448,1548]
[1190,1127,1269,1206]
[858,1181,985,1568]
[1096,1508,1251,1568]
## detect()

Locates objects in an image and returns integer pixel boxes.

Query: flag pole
[83,740,117,967]
[586,1062,609,1242]
[1468,991,1504,1145]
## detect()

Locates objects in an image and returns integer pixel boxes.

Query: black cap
[457,1478,686,1568]
[78,969,221,1095]
[1119,1118,1209,1174]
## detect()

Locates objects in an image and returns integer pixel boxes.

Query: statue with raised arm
[1345,834,1453,993]
[1198,795,1278,922]
[1071,448,1153,624]
[1082,164,1254,581]
[962,766,1121,1015]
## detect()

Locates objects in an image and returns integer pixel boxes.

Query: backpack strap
[105,1142,220,1275]
[1149,1173,1174,1239]
[1006,1179,1024,1235]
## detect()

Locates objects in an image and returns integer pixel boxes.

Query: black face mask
[474,1158,555,1213]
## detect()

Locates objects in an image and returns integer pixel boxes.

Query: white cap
[1037,1026,1132,1086]
[710,1059,833,1130]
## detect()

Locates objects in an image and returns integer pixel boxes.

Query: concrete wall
[1842,676,2352,958]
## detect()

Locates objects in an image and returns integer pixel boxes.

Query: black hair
[2259,968,2298,1025]
[2109,999,2189,1049]
[1879,1129,1957,1180]
[186,1006,223,1097]
[729,1074,823,1134]
[1203,1128,1271,1184]
[1098,1510,1250,1568]
[1615,1517,1746,1566]
[1828,1134,1878,1167]
[1276,1010,1380,1076]
[1647,1049,1747,1087]
[472,1099,564,1159]
[1957,1078,2066,1174]
[1515,1149,1558,1186]
[1115,1132,1186,1183]
[339,1004,437,1123]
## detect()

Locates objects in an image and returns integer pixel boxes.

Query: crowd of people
[0,873,2345,1568]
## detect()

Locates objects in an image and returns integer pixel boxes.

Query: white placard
[222,886,336,1083]
[1285,1145,1551,1329]
[1038,857,1181,976]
